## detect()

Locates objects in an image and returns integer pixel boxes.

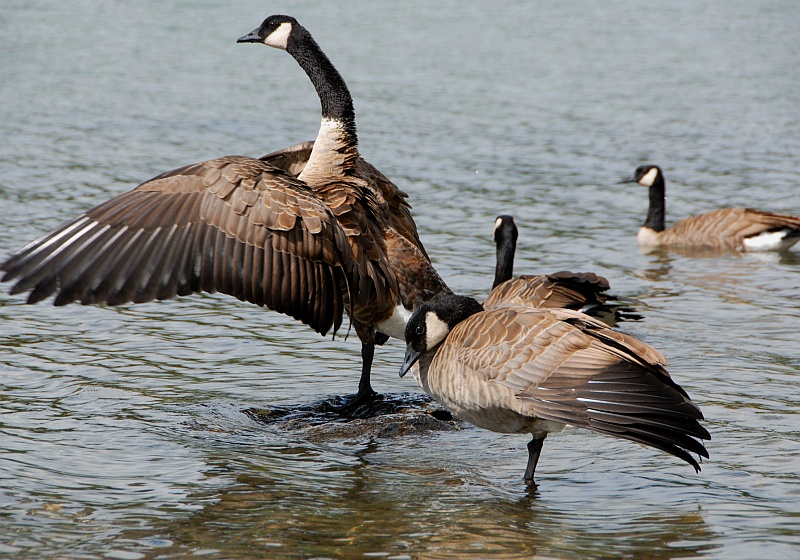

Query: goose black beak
[617,175,636,184]
[399,344,422,378]
[237,29,262,43]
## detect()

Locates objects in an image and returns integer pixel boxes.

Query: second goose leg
[524,436,546,484]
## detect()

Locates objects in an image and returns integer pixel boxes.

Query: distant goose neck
[494,234,516,288]
[287,31,357,145]
[644,175,666,232]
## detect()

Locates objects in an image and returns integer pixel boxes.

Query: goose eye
[415,325,424,335]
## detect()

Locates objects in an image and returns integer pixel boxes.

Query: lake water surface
[1,1,799,558]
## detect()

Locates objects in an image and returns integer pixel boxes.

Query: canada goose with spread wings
[2,15,450,415]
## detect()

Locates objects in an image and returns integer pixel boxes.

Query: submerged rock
[244,392,463,442]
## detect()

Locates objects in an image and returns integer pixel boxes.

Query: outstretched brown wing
[2,155,369,336]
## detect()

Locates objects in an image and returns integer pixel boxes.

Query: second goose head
[400,295,484,376]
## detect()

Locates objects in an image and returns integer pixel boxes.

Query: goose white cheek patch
[425,312,451,349]
[638,167,659,187]
[265,22,292,49]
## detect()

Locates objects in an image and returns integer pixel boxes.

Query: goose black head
[493,215,518,245]
[237,15,301,50]
[399,295,484,378]
[619,164,662,188]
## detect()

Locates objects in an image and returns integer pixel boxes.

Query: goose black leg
[326,324,384,418]
[524,436,546,484]
[356,341,379,399]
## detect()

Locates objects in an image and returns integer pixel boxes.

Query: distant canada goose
[485,215,642,326]
[1,15,450,414]
[620,165,800,252]
[400,294,709,484]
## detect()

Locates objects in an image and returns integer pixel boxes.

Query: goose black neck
[644,174,666,232]
[493,226,517,289]
[287,27,357,144]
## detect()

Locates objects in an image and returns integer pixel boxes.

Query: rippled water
[1,1,799,558]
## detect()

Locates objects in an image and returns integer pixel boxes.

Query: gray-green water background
[1,1,798,558]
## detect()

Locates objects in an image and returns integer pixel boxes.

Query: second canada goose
[485,215,642,326]
[400,294,710,484]
[620,165,800,252]
[1,15,450,414]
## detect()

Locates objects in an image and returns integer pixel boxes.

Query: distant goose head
[400,295,484,378]
[619,164,667,234]
[619,164,663,188]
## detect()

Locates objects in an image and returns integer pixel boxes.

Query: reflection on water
[107,436,722,560]
[2,0,800,558]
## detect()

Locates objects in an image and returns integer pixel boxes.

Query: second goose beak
[399,345,422,378]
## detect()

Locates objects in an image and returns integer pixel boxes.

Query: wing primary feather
[78,228,147,304]
[105,229,164,305]
[8,219,106,298]
[50,225,129,305]
[156,222,195,300]
[129,226,179,303]
[2,216,94,279]
[241,241,255,306]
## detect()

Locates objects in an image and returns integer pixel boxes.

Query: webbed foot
[323,389,385,418]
